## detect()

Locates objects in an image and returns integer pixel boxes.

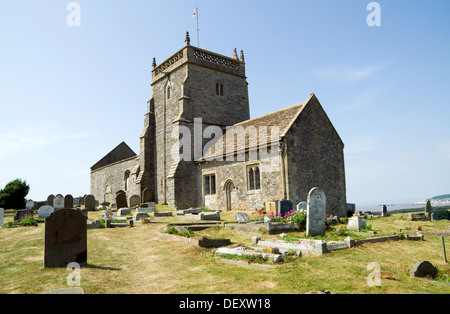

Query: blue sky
[1,0,449,207]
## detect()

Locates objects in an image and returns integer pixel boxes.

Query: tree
[0,179,30,210]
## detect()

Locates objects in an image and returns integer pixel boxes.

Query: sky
[0,0,449,207]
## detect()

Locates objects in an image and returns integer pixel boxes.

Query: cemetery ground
[0,206,449,294]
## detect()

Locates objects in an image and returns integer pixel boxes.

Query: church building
[90,32,347,216]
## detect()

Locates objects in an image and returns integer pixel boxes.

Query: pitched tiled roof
[201,99,308,160]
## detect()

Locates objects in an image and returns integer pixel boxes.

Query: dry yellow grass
[0,208,449,294]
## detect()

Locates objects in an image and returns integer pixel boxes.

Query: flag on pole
[193,8,197,18]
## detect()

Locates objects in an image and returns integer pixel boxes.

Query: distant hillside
[430,194,450,200]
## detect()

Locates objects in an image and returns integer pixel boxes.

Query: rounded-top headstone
[26,200,35,210]
[410,261,437,278]
[39,205,55,219]
[306,187,326,237]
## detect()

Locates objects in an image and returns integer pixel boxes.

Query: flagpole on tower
[193,6,199,47]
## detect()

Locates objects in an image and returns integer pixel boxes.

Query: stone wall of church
[196,152,284,211]
[284,96,347,217]
[90,156,140,206]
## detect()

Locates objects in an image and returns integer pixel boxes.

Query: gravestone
[26,200,35,210]
[84,195,95,211]
[38,205,54,219]
[44,209,87,268]
[129,195,141,208]
[347,216,367,231]
[14,209,33,221]
[276,200,293,217]
[424,200,432,220]
[116,192,127,210]
[296,202,307,211]
[64,194,74,209]
[381,204,388,217]
[306,187,326,237]
[235,212,250,223]
[410,261,437,278]
[47,194,55,206]
[118,208,131,216]
[0,208,4,227]
[53,194,64,210]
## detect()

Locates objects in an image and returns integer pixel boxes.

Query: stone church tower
[149,32,250,208]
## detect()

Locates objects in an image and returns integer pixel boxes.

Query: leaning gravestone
[0,208,4,227]
[235,212,250,223]
[116,192,127,210]
[39,205,54,219]
[26,200,35,210]
[44,209,87,268]
[306,187,326,237]
[129,195,141,208]
[53,194,64,211]
[424,200,432,220]
[64,194,74,209]
[84,195,95,211]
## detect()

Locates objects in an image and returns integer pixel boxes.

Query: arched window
[124,170,131,191]
[247,165,261,191]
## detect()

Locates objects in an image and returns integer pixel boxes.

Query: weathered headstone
[38,205,54,219]
[44,209,87,268]
[47,194,55,206]
[410,261,437,278]
[199,211,220,221]
[424,200,432,220]
[306,187,326,237]
[53,194,64,210]
[296,201,307,211]
[84,195,95,211]
[14,209,33,221]
[116,192,127,210]
[129,195,141,208]
[277,200,293,217]
[117,208,131,216]
[26,200,35,210]
[347,216,367,231]
[381,204,388,217]
[235,212,250,223]
[0,208,4,227]
[64,194,74,209]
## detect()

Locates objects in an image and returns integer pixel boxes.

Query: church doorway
[224,180,235,211]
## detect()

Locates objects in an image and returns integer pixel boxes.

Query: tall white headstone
[306,187,326,237]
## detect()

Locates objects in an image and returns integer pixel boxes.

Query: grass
[0,207,449,294]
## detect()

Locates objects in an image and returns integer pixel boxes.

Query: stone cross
[306,187,326,237]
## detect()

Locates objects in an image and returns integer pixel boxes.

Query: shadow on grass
[85,264,121,271]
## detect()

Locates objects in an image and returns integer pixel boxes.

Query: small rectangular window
[204,174,216,195]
